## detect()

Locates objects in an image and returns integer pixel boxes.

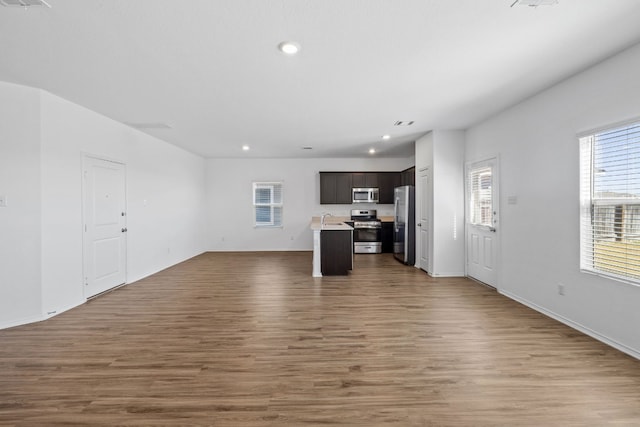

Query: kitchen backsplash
[315,205,394,217]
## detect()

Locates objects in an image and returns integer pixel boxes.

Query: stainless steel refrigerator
[393,185,415,265]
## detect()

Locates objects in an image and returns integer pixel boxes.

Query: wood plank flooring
[1,252,639,426]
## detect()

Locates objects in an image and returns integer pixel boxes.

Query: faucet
[321,213,333,226]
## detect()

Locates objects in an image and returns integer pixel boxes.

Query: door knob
[417,223,422,227]
[121,228,128,233]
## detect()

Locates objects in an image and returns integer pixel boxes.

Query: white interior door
[83,156,127,298]
[418,170,430,273]
[466,158,498,287]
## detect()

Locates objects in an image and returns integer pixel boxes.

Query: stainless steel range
[351,209,382,254]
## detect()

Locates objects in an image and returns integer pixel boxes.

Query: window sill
[580,268,640,288]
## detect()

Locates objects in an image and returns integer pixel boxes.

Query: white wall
[39,91,207,317]
[0,82,207,328]
[433,131,465,276]
[465,42,640,357]
[206,157,412,251]
[415,131,465,276]
[0,82,43,327]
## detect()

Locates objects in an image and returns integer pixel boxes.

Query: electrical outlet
[558,283,565,296]
[0,195,6,207]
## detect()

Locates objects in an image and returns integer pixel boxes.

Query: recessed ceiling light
[242,145,250,151]
[278,41,300,55]
[382,135,391,140]
[369,148,376,154]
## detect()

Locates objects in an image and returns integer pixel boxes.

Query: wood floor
[1,252,639,426]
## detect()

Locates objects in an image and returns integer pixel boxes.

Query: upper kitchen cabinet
[351,172,378,188]
[320,171,407,204]
[320,172,353,204]
[401,167,415,186]
[377,172,401,204]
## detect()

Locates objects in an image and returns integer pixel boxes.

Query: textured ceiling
[2,0,640,158]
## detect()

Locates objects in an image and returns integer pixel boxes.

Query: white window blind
[469,166,493,227]
[253,182,283,227]
[580,121,640,283]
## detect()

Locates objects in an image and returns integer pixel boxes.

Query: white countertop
[309,217,353,231]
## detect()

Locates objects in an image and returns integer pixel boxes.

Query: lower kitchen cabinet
[381,221,394,253]
[321,230,353,275]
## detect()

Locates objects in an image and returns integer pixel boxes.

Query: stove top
[350,209,378,221]
[351,209,381,228]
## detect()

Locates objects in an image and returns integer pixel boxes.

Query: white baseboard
[43,300,84,319]
[0,299,86,330]
[499,289,640,361]
[0,314,45,330]
[431,271,466,277]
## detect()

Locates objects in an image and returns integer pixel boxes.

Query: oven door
[353,227,382,253]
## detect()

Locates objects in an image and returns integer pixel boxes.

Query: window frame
[252,181,283,228]
[579,120,640,286]
[468,165,494,228]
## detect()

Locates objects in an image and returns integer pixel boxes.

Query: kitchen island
[310,217,353,277]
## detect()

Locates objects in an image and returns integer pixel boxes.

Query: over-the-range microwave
[352,187,379,204]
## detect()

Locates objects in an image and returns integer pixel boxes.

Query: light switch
[0,195,6,207]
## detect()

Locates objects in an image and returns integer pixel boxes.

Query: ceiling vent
[394,121,414,126]
[0,0,51,7]
[510,0,558,7]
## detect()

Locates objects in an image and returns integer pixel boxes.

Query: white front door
[82,156,127,298]
[419,170,430,273]
[466,158,498,287]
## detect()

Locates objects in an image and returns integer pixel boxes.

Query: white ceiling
[2,1,640,158]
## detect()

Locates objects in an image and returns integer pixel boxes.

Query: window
[253,182,283,227]
[580,121,640,283]
[469,165,493,227]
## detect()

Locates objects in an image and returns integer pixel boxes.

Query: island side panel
[312,229,322,277]
[321,230,353,276]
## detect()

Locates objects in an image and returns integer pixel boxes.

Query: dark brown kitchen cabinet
[401,167,415,186]
[321,230,353,275]
[320,172,352,204]
[320,170,410,205]
[351,172,378,188]
[378,172,401,204]
[381,221,394,253]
